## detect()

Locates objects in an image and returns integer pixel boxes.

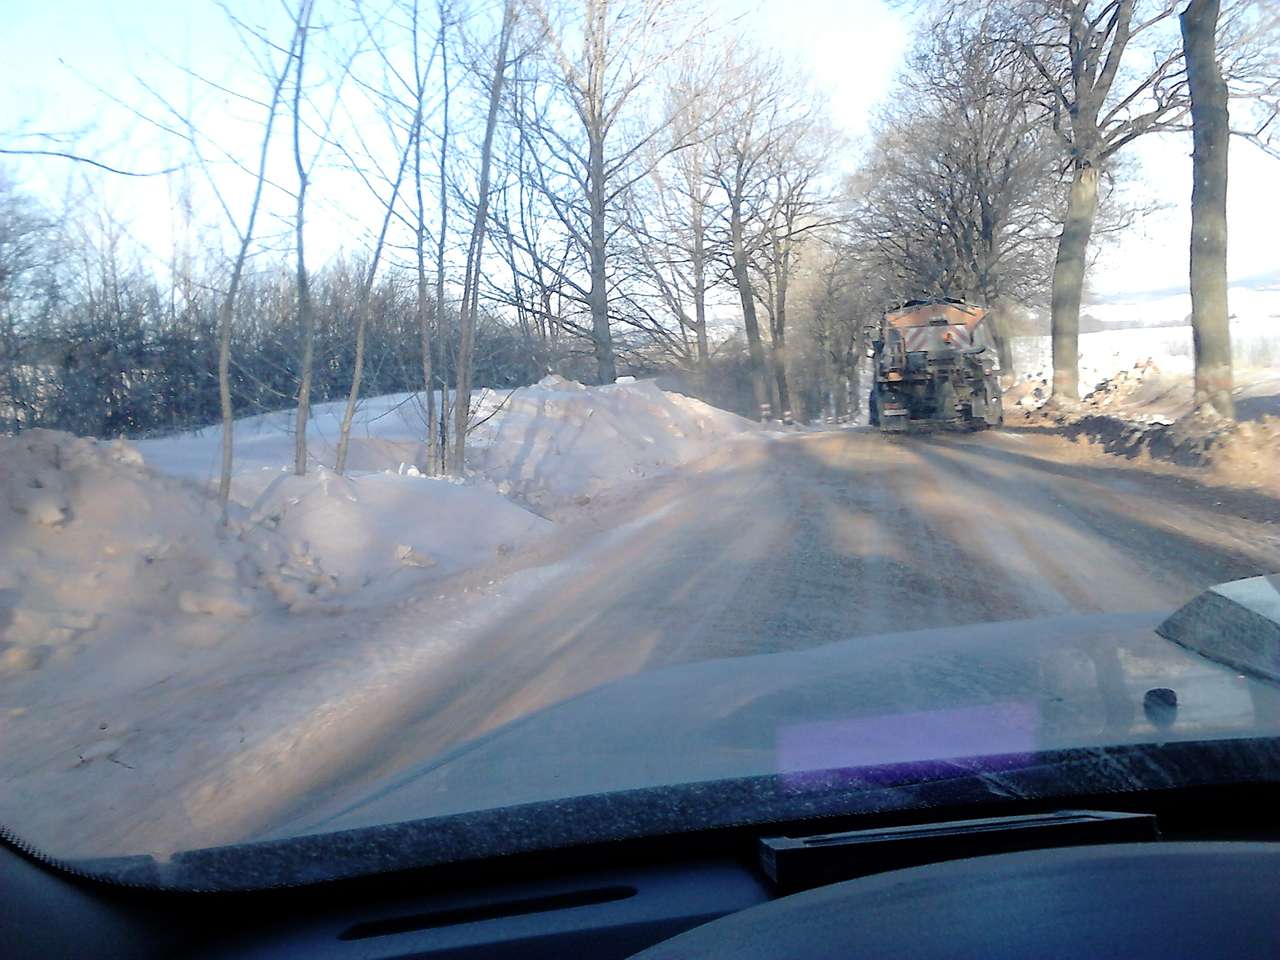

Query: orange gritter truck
[867,298,1003,433]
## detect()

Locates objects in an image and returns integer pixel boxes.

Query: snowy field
[0,377,760,857]
[1011,315,1280,399]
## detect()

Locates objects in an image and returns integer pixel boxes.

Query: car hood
[305,579,1280,838]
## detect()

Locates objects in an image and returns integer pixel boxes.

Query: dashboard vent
[339,884,636,941]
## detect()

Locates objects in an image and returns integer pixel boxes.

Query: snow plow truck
[867,298,1004,433]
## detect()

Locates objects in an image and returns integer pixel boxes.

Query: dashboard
[5,793,1280,959]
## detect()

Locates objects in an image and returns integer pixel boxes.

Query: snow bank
[137,391,431,480]
[135,377,754,573]
[233,467,548,590]
[0,430,335,676]
[1008,361,1280,485]
[141,376,758,513]
[139,391,550,591]
[2,378,751,676]
[0,379,756,858]
[467,376,760,507]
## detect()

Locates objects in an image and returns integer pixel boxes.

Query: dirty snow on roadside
[1003,320,1274,483]
[0,378,759,858]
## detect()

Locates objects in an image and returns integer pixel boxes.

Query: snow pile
[1003,374,1051,414]
[467,375,760,508]
[0,430,336,676]
[140,391,553,591]
[1,376,751,658]
[1079,360,1188,421]
[143,377,758,513]
[231,467,549,591]
[1009,362,1280,484]
[137,377,752,575]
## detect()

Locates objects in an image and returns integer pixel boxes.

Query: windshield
[1,0,1279,889]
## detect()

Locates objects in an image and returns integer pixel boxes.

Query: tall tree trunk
[335,294,370,476]
[1048,163,1099,403]
[292,203,314,475]
[291,3,315,476]
[691,199,709,375]
[216,23,298,510]
[433,2,451,472]
[986,299,1015,382]
[415,139,433,471]
[452,0,514,474]
[771,336,790,417]
[335,114,416,476]
[729,198,768,414]
[216,288,236,508]
[771,248,792,417]
[411,0,435,474]
[587,127,615,383]
[1181,0,1234,419]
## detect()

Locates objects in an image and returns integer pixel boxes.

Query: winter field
[1012,286,1280,398]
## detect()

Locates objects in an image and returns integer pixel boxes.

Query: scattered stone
[179,588,253,618]
[394,544,436,568]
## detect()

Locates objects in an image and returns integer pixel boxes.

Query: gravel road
[269,426,1280,839]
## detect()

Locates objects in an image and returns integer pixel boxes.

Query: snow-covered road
[4,424,1278,860]
[268,426,1280,840]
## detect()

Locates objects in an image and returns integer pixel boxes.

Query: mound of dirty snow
[231,466,550,590]
[1010,363,1280,485]
[0,430,336,676]
[1014,359,1280,425]
[466,376,760,507]
[1080,360,1189,421]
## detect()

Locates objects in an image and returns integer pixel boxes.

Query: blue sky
[1,0,1276,300]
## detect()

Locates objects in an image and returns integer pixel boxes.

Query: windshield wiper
[759,809,1159,893]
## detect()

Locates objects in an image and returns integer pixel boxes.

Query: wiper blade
[759,809,1159,893]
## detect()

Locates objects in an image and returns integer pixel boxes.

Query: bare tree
[514,0,702,383]
[356,0,450,472]
[205,18,305,508]
[291,0,318,476]
[1181,0,1232,419]
[332,123,418,475]
[851,22,1067,377]
[1178,0,1280,419]
[434,0,454,473]
[991,0,1190,402]
[751,121,840,418]
[708,49,805,415]
[615,60,724,381]
[453,0,518,475]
